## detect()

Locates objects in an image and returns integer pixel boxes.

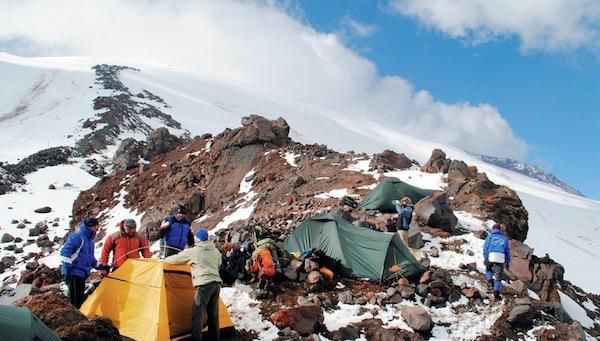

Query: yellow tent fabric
[80,258,234,341]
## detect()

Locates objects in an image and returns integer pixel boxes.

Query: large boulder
[143,127,182,161]
[220,115,290,150]
[112,137,145,171]
[421,149,451,173]
[270,304,324,335]
[369,150,415,172]
[505,240,533,283]
[400,306,433,332]
[530,254,564,303]
[413,191,457,233]
[446,160,529,241]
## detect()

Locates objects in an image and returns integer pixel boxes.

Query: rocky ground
[1,116,599,340]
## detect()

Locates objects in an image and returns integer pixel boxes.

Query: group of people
[60,199,513,339]
[60,207,222,341]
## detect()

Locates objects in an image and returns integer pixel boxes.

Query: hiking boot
[493,291,501,300]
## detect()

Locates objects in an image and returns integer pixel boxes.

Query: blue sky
[0,0,598,199]
[296,0,600,199]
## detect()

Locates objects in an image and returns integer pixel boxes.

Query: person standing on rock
[159,206,194,257]
[99,219,151,273]
[483,223,512,300]
[164,228,223,341]
[60,217,110,308]
[393,197,414,247]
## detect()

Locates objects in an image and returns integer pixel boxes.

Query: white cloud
[0,0,527,159]
[341,16,377,38]
[389,0,600,52]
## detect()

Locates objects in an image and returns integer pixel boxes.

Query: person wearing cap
[99,219,151,274]
[164,228,223,341]
[159,206,194,257]
[60,217,110,308]
[483,223,512,300]
[393,197,414,247]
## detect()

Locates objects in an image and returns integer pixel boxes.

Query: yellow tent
[80,258,234,341]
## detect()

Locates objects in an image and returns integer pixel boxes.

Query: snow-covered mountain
[476,154,585,197]
[1,53,599,339]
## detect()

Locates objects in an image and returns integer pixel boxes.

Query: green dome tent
[358,177,432,212]
[284,212,424,282]
[0,305,61,341]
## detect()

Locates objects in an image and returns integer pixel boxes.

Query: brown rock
[270,304,324,335]
[421,149,451,173]
[401,306,433,332]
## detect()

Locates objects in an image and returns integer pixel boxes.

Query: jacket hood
[196,240,216,250]
[79,221,97,239]
[490,229,504,236]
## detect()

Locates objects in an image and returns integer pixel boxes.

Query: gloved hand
[99,270,108,277]
[96,264,111,271]
[391,200,400,205]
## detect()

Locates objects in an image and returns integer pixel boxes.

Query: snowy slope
[0,53,599,297]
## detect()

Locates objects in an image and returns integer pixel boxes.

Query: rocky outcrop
[446,160,529,241]
[506,240,533,284]
[75,64,187,156]
[3,146,74,177]
[530,254,564,303]
[413,191,457,233]
[213,115,290,151]
[112,128,183,172]
[421,149,451,173]
[369,150,415,172]
[112,138,145,171]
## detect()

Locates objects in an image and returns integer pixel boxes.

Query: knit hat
[194,228,209,242]
[492,223,502,230]
[84,217,99,227]
[177,206,187,214]
[124,219,137,229]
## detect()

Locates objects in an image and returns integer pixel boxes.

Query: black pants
[192,282,221,341]
[67,275,87,308]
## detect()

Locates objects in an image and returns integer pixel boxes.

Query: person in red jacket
[99,219,151,274]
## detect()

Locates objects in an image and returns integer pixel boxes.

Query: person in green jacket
[164,228,222,341]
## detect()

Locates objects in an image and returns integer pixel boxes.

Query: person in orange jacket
[99,219,151,274]
[246,246,277,290]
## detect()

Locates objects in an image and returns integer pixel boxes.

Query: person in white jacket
[165,228,222,341]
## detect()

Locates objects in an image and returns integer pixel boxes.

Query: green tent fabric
[0,305,61,341]
[284,212,424,281]
[359,177,432,212]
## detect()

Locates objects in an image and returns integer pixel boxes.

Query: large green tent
[284,212,424,281]
[358,177,432,212]
[0,305,61,341]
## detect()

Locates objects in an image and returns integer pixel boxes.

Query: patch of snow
[314,188,349,199]
[528,290,541,300]
[582,298,598,312]
[315,177,330,180]
[283,152,299,167]
[211,192,258,235]
[383,169,446,190]
[324,303,375,331]
[558,290,595,328]
[239,169,255,194]
[343,158,371,173]
[221,284,279,340]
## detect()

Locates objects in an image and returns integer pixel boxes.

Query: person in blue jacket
[60,217,109,308]
[159,206,194,257]
[483,223,512,299]
[393,197,414,247]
